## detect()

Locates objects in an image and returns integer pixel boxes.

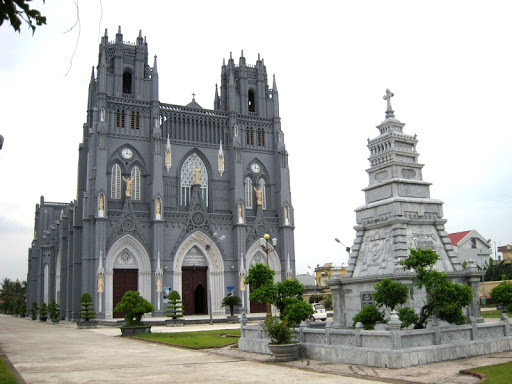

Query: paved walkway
[1,315,511,383]
[0,315,381,384]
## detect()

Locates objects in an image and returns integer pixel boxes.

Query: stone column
[326,271,345,328]
[465,261,484,323]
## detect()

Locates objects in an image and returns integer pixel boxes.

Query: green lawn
[134,328,241,348]
[0,355,18,384]
[467,361,512,384]
[480,310,512,318]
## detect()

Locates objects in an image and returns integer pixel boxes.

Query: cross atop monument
[383,88,395,119]
[192,92,196,101]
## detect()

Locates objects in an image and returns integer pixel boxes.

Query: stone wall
[238,315,512,368]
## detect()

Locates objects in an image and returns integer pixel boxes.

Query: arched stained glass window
[245,177,253,209]
[131,166,141,201]
[111,164,122,199]
[180,153,208,206]
[259,178,267,209]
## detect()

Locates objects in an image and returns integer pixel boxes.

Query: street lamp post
[335,238,351,267]
[260,233,277,319]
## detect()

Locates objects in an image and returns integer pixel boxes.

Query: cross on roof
[383,89,395,119]
[192,92,196,101]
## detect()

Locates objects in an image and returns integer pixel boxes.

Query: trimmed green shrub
[398,307,419,328]
[352,304,385,330]
[373,278,409,311]
[48,299,60,320]
[39,303,47,317]
[114,291,154,325]
[79,292,96,321]
[30,301,38,318]
[165,290,184,319]
[490,282,512,310]
[282,299,313,325]
[263,317,295,344]
[323,295,333,310]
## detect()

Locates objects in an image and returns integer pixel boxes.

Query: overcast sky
[1,1,511,283]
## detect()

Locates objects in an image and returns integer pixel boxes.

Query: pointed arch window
[180,153,208,206]
[123,71,132,94]
[111,164,122,199]
[245,177,253,209]
[259,179,267,209]
[248,90,256,112]
[131,166,141,200]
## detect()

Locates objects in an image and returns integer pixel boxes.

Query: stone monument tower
[328,90,482,327]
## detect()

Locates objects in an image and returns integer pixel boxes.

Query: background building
[448,230,492,267]
[27,28,295,320]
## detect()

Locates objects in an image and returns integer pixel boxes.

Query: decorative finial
[383,89,395,119]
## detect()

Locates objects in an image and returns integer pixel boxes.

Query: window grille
[111,164,121,199]
[245,177,253,208]
[180,153,208,206]
[131,166,141,200]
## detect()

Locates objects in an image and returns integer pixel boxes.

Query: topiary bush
[282,300,313,325]
[48,299,60,321]
[39,302,47,321]
[30,301,38,319]
[352,304,385,330]
[165,290,184,319]
[79,292,96,321]
[114,291,154,326]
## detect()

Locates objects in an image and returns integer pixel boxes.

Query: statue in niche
[100,108,105,121]
[97,275,104,293]
[123,176,133,197]
[59,209,64,221]
[254,185,263,206]
[240,275,245,290]
[284,205,289,224]
[98,194,105,212]
[156,275,162,292]
[156,197,161,215]
[193,166,200,185]
[238,202,243,223]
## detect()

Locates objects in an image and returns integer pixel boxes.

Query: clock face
[251,163,260,173]
[121,148,133,159]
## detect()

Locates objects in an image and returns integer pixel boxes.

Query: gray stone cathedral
[27,27,295,320]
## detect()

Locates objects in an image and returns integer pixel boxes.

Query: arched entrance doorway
[105,235,151,319]
[181,246,208,314]
[173,231,225,316]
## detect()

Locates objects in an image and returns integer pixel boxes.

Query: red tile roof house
[448,230,492,267]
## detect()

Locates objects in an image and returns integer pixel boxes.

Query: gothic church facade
[27,27,295,320]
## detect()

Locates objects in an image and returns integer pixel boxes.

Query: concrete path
[0,315,381,384]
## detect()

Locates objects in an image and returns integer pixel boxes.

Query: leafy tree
[373,278,409,311]
[352,305,385,330]
[400,248,473,329]
[483,258,512,281]
[245,263,312,323]
[0,0,47,34]
[0,278,27,314]
[489,282,512,311]
[308,294,326,304]
[221,295,242,317]
[79,292,96,321]
[165,290,184,319]
[113,291,154,326]
[244,263,277,305]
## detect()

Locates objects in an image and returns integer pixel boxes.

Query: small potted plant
[113,291,155,336]
[262,317,301,361]
[48,299,60,323]
[77,292,97,329]
[165,290,184,327]
[17,303,27,318]
[39,302,48,322]
[221,295,242,323]
[30,301,38,320]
